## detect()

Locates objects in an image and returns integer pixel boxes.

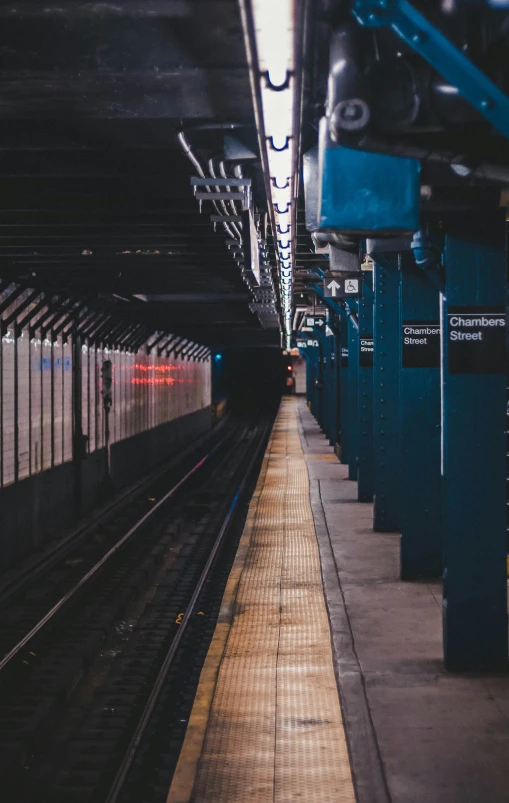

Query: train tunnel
[1,2,509,802]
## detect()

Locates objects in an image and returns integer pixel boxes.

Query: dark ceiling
[0,0,283,348]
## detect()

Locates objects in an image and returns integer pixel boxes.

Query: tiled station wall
[0,287,212,570]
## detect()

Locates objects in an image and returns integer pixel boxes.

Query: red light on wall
[133,363,185,373]
[130,377,194,386]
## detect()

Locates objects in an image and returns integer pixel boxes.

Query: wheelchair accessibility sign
[323,273,362,298]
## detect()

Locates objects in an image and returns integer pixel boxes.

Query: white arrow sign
[324,273,362,298]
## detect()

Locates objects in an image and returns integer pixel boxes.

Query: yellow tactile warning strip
[167,397,355,803]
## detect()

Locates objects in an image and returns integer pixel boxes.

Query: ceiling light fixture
[241,0,299,349]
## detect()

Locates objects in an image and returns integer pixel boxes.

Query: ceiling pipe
[177,131,239,242]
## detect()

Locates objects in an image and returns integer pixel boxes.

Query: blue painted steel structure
[347,311,360,482]
[352,0,509,140]
[299,0,509,673]
[318,143,420,233]
[339,314,350,466]
[357,273,374,502]
[441,214,508,671]
[399,254,442,579]
[324,315,340,446]
[372,255,401,531]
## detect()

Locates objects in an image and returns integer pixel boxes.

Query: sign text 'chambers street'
[447,307,506,374]
[402,321,440,368]
[359,336,373,367]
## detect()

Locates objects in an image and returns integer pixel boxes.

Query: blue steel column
[325,318,339,446]
[373,256,400,531]
[357,272,374,502]
[309,337,322,423]
[339,314,349,465]
[323,324,333,442]
[399,255,442,579]
[331,318,341,448]
[348,313,359,481]
[315,329,324,428]
[442,214,508,671]
[305,347,312,405]
[308,339,317,416]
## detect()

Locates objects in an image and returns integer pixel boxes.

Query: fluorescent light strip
[250,0,297,341]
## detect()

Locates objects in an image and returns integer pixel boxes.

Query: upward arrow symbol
[327,279,340,297]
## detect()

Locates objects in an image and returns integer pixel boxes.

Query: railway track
[0,417,270,803]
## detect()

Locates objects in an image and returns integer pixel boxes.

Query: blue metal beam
[352,0,509,140]
[357,271,374,502]
[312,282,345,319]
[348,317,359,481]
[399,253,442,579]
[441,213,508,671]
[373,255,401,531]
[339,315,350,466]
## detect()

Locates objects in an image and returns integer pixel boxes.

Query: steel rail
[0,418,229,609]
[0,435,230,673]
[104,422,270,803]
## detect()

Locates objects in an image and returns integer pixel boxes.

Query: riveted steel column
[324,318,337,444]
[322,326,331,440]
[373,256,401,531]
[358,272,374,502]
[339,314,349,465]
[314,328,325,429]
[330,320,340,447]
[309,339,321,422]
[305,347,312,405]
[348,316,359,481]
[400,254,442,579]
[442,213,507,671]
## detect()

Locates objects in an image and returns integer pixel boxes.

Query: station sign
[340,347,348,367]
[447,307,505,374]
[359,336,374,367]
[323,273,362,299]
[402,321,440,368]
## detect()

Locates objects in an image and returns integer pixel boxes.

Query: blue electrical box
[317,125,420,235]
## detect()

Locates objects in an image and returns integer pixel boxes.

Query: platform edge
[166,424,274,803]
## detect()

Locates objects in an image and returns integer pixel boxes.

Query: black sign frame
[447,306,506,374]
[402,320,440,368]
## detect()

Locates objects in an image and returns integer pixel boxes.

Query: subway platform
[168,397,509,803]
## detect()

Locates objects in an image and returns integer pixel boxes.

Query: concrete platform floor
[297,397,509,803]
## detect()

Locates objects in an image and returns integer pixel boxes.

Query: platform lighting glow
[251,0,297,348]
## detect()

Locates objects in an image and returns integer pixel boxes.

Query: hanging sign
[359,336,374,367]
[324,273,362,298]
[402,321,440,368]
[447,307,505,374]
[305,316,325,328]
